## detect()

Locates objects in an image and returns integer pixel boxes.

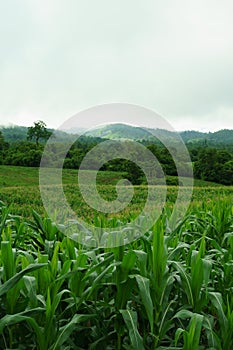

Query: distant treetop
[27,121,52,146]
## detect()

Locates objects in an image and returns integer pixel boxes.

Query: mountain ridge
[1,124,233,145]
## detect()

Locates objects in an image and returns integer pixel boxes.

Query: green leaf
[122,250,136,271]
[23,275,37,307]
[120,309,145,350]
[133,249,147,276]
[175,327,185,346]
[135,275,153,332]
[84,261,120,300]
[173,261,194,307]
[50,314,96,350]
[32,210,46,234]
[174,309,194,320]
[209,292,228,333]
[191,250,203,307]
[0,263,47,297]
[0,308,44,349]
[203,316,218,349]
[185,313,204,349]
[0,308,44,332]
[1,241,15,280]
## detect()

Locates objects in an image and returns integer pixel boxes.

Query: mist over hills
[0,123,233,145]
[83,123,233,145]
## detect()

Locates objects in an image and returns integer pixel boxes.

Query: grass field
[0,165,233,349]
[0,165,222,188]
[0,165,125,187]
[0,165,228,219]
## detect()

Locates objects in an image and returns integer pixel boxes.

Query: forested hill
[1,124,233,145]
[1,124,233,185]
[180,129,233,145]
[0,126,75,143]
[70,124,233,145]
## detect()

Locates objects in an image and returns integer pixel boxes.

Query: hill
[0,125,77,143]
[181,129,233,145]
[85,124,233,145]
[1,124,233,146]
[85,123,152,140]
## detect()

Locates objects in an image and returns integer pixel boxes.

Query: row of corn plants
[1,185,232,220]
[0,197,233,349]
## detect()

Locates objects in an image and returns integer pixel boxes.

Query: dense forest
[0,124,233,185]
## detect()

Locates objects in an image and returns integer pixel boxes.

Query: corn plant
[0,192,232,348]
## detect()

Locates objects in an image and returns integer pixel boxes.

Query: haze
[0,0,233,132]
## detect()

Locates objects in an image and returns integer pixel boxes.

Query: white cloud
[0,0,232,130]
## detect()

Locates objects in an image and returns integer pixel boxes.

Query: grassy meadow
[0,165,228,219]
[0,165,233,349]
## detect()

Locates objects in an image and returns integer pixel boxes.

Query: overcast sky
[0,0,233,132]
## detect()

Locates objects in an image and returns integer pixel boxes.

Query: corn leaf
[120,309,145,350]
[0,263,47,297]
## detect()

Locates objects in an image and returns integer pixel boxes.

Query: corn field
[0,196,233,349]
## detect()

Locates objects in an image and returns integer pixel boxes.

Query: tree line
[0,121,233,185]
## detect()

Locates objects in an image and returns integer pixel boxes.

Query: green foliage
[221,160,233,185]
[0,126,28,143]
[4,141,43,167]
[0,184,232,348]
[27,121,52,146]
[181,128,233,146]
[1,122,233,187]
[0,131,6,151]
[194,147,233,185]
[0,131,8,165]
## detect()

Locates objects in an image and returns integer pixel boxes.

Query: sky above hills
[0,1,233,132]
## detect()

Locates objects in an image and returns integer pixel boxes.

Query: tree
[0,131,9,164]
[0,131,5,150]
[194,148,220,182]
[27,121,52,146]
[123,160,144,185]
[221,160,233,185]
[194,147,233,185]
